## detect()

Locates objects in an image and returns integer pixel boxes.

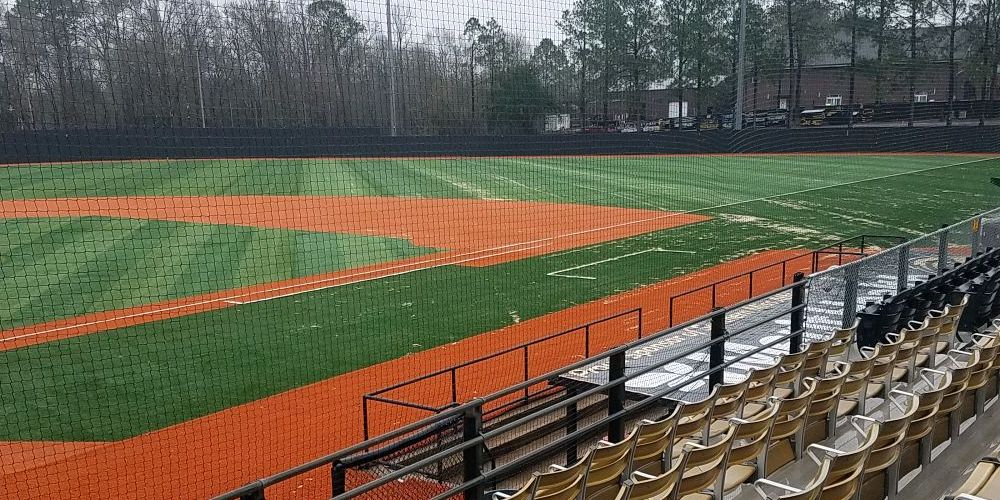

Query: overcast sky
[348,0,575,46]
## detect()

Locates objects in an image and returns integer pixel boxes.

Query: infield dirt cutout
[0,195,707,349]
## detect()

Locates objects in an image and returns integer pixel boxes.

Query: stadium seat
[826,319,860,366]
[802,369,849,445]
[583,428,641,498]
[672,426,737,499]
[737,459,831,500]
[734,417,878,500]
[631,408,680,473]
[931,356,973,447]
[763,380,817,474]
[947,457,1000,500]
[699,402,780,499]
[935,295,969,353]
[835,359,875,417]
[612,458,683,500]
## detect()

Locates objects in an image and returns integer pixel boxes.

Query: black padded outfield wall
[3,126,1000,164]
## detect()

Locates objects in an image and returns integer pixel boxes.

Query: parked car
[621,123,639,133]
[642,123,660,132]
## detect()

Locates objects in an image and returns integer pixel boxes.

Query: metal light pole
[386,0,399,136]
[734,0,748,131]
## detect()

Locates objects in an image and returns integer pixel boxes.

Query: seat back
[771,380,817,439]
[674,390,717,440]
[536,453,593,495]
[839,358,875,402]
[620,459,684,500]
[828,319,860,361]
[727,402,780,474]
[632,409,679,471]
[746,363,780,401]
[821,460,866,500]
[864,393,918,475]
[674,427,736,498]
[941,294,970,337]
[536,473,585,500]
[803,339,834,377]
[756,459,831,500]
[587,428,640,493]
[775,351,808,391]
[496,476,536,500]
[712,377,750,421]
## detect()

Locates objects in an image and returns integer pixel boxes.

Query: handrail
[213,280,805,500]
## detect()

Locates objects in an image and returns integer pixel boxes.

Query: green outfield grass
[1,154,999,441]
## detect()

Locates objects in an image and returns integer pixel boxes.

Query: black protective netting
[2,0,1000,497]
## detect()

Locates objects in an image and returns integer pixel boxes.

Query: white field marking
[423,168,493,199]
[7,155,995,341]
[227,244,547,305]
[490,173,566,201]
[572,183,670,212]
[547,248,698,280]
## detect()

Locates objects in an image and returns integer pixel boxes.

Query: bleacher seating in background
[488,248,1000,500]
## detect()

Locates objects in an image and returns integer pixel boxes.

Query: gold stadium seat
[613,458,683,500]
[584,428,641,498]
[886,329,921,384]
[745,363,781,403]
[835,358,875,418]
[802,368,849,445]
[896,369,949,475]
[524,452,594,499]
[743,458,831,500]
[936,294,970,353]
[948,457,1000,500]
[673,426,737,499]
[933,357,973,447]
[826,319,860,366]
[802,339,835,379]
[859,340,902,400]
[771,352,808,399]
[855,391,918,500]
[631,407,680,473]
[691,402,781,499]
[765,380,817,475]
[739,417,877,500]
[674,390,719,444]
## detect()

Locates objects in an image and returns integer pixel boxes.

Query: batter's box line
[546,248,697,280]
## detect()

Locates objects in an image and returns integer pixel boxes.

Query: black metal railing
[213,276,808,500]
[361,308,642,440]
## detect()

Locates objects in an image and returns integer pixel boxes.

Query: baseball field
[1,152,999,497]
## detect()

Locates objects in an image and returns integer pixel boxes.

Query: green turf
[0,217,435,328]
[1,154,998,441]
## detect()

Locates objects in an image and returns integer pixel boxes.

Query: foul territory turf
[1,154,999,442]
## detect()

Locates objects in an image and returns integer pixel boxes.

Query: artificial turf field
[2,153,1000,448]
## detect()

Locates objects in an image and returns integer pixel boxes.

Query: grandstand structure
[210,211,1000,499]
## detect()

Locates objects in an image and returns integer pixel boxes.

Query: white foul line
[547,248,698,280]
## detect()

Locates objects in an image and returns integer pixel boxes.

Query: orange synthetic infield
[0,196,708,349]
[0,247,830,500]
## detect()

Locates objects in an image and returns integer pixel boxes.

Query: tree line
[1,0,998,133]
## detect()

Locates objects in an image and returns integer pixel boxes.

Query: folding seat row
[490,291,1000,500]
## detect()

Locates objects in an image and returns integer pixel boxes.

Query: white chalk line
[548,248,698,280]
[6,155,996,341]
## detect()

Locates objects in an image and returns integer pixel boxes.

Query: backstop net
[1,0,1000,497]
